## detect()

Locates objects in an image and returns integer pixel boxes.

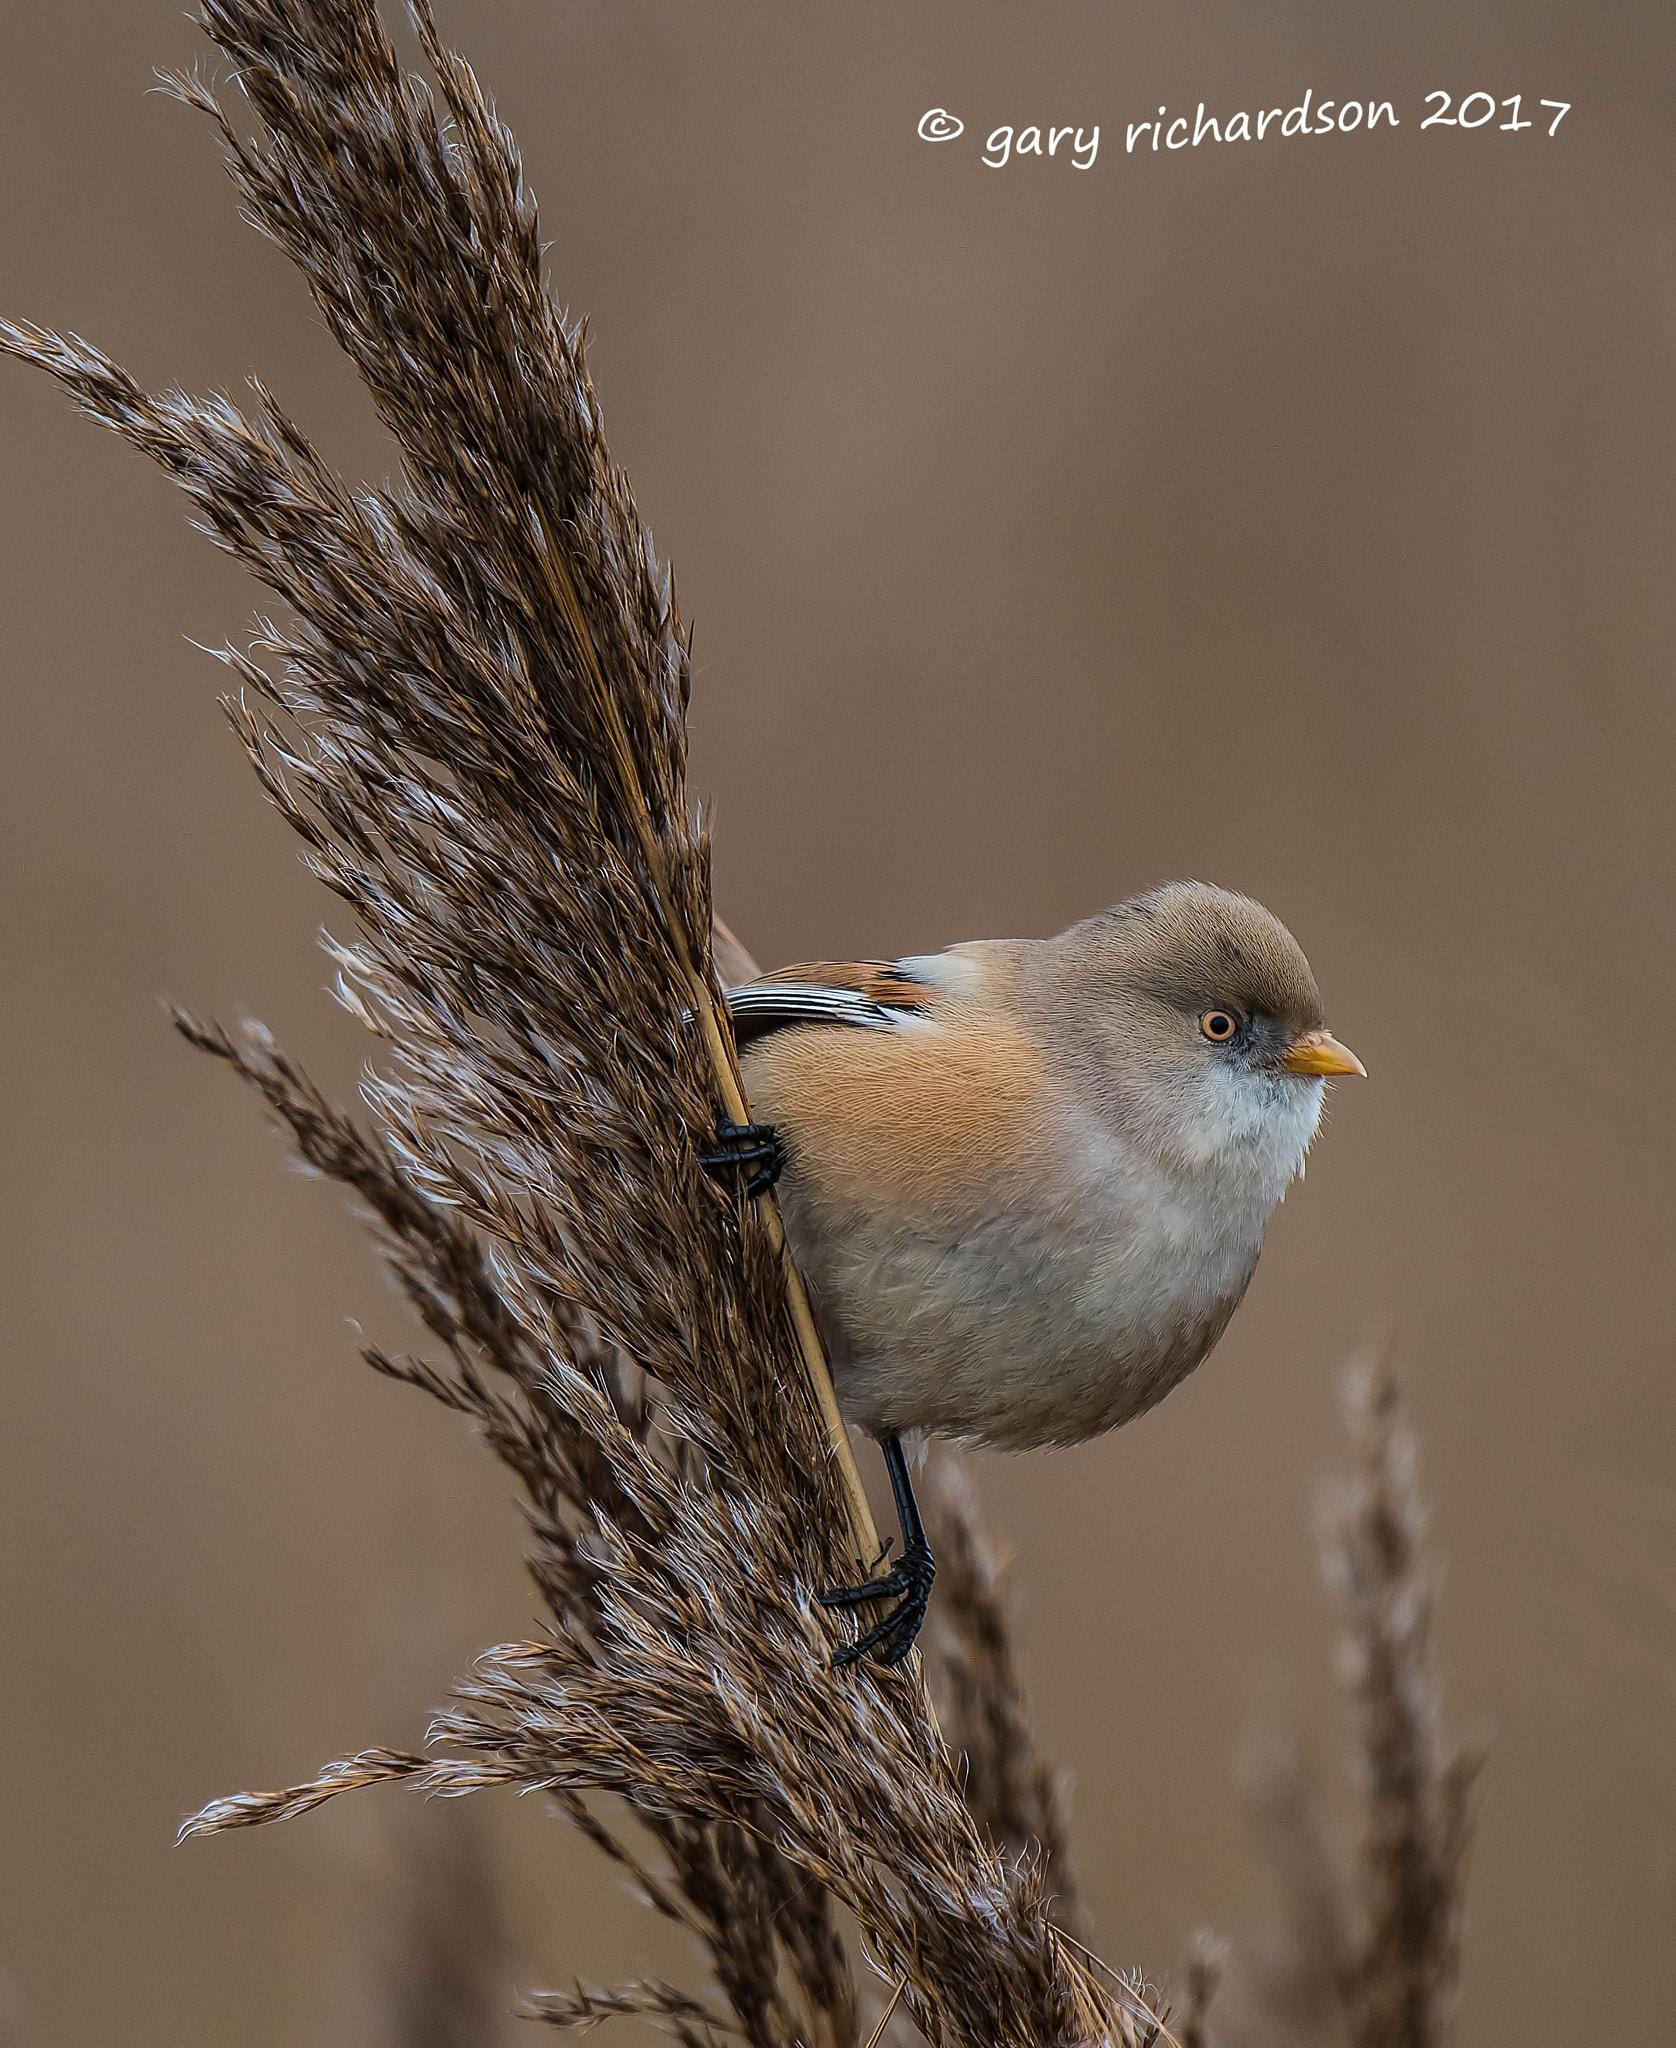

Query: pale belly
[779,1174,1263,1452]
[742,1012,1308,1453]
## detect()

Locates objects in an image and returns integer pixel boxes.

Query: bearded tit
[700,881,1364,1665]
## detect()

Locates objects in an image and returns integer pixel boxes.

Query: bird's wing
[725,960,939,1046]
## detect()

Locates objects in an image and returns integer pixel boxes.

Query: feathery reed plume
[1323,1352,1483,2048]
[1206,1353,1484,2048]
[0,4,1151,2041]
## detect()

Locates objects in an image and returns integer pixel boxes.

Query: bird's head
[1039,881,1364,1181]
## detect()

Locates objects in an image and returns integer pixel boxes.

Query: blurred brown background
[2,1,1673,2041]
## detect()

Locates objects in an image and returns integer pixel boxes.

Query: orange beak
[1280,1027,1366,1078]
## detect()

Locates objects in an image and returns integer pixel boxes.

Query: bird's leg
[697,1116,786,1199]
[818,1433,936,1668]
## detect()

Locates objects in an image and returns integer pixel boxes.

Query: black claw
[820,1545,935,1667]
[698,1117,785,1198]
[819,1433,937,1669]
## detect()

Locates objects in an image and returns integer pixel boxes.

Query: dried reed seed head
[1211,1354,1483,2048]
[0,1,1151,2042]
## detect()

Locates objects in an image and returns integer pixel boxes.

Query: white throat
[1174,1066,1326,1206]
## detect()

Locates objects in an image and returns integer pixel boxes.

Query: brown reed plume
[1205,1353,1485,2048]
[0,4,1151,2041]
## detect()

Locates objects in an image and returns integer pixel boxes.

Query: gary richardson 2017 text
[946,91,1572,169]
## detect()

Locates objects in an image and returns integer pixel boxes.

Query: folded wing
[724,961,937,1046]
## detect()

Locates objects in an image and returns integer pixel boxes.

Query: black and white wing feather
[724,960,936,1047]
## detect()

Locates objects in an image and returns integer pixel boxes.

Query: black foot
[819,1542,936,1667]
[698,1117,785,1199]
[818,1432,937,1668]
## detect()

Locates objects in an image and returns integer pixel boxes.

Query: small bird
[703,882,1364,1666]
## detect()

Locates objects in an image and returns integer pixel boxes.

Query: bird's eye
[1199,1009,1239,1043]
